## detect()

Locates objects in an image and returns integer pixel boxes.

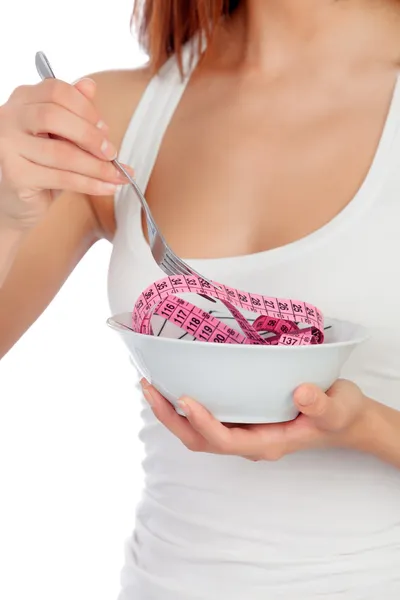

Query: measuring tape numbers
[132,275,324,347]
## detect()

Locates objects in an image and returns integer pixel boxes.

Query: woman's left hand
[140,378,372,460]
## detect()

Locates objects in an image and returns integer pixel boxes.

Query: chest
[143,72,396,259]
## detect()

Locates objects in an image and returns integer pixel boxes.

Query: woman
[1,0,400,597]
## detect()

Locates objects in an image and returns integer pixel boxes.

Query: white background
[0,2,147,599]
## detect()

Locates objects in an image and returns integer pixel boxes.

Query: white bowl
[107,313,368,423]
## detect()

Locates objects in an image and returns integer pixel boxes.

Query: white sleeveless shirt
[108,45,400,599]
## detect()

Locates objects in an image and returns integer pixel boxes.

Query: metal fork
[34,51,221,292]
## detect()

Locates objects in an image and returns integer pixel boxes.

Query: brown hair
[133,0,241,74]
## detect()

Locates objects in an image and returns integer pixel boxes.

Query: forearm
[350,397,400,469]
[0,219,27,287]
[0,192,99,359]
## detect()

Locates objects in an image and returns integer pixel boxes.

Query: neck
[209,0,400,75]
[244,0,338,42]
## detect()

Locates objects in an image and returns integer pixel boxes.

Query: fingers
[294,384,336,431]
[294,384,327,415]
[20,134,133,184]
[140,382,206,452]
[1,77,126,223]
[21,103,116,160]
[7,156,121,197]
[293,381,362,432]
[139,380,365,461]
[170,396,278,458]
[73,77,97,102]
[177,397,238,453]
[140,382,290,460]
[14,79,102,128]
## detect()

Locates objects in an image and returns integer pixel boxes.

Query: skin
[1,0,400,466]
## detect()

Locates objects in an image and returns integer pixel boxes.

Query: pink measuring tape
[132,275,324,346]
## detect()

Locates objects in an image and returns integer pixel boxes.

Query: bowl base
[175,406,299,425]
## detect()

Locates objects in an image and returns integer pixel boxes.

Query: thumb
[72,77,96,100]
[293,383,340,431]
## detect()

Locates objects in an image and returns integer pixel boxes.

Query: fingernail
[96,120,109,131]
[101,139,117,160]
[116,170,128,180]
[122,165,135,177]
[296,387,315,406]
[178,398,190,416]
[72,76,96,85]
[143,389,155,408]
[139,378,149,389]
[99,183,119,194]
[116,169,133,181]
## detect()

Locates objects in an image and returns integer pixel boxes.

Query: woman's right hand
[0,77,133,228]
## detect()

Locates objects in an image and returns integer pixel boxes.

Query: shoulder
[86,66,153,240]
[89,67,152,140]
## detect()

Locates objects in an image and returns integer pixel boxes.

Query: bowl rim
[107,313,370,351]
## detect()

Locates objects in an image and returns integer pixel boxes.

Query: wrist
[0,180,46,231]
[0,207,38,232]
[343,395,381,454]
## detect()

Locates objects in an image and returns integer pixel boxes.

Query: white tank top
[108,44,400,600]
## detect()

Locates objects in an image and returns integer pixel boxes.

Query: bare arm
[347,398,400,470]
[0,192,99,357]
[0,68,150,358]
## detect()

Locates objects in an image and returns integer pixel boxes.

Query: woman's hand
[0,77,133,229]
[140,378,372,461]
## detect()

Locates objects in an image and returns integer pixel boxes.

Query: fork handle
[110,161,157,238]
